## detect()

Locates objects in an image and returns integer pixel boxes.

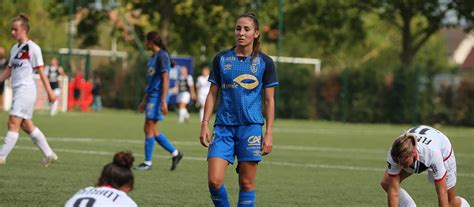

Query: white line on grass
[41,137,474,158]
[14,146,474,178]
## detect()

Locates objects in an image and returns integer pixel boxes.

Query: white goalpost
[270,56,321,76]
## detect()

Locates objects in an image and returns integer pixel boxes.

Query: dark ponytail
[237,12,260,61]
[97,151,135,191]
[146,31,169,52]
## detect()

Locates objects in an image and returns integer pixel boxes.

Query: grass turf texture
[0,109,472,206]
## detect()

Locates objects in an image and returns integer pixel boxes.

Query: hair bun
[247,12,257,18]
[19,13,30,21]
[113,151,135,169]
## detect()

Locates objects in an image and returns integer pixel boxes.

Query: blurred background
[1,0,473,126]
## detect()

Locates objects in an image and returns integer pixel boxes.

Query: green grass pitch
[0,110,472,206]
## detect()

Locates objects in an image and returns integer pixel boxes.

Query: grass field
[0,109,472,206]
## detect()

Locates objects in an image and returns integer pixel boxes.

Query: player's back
[406,125,452,159]
[64,186,137,207]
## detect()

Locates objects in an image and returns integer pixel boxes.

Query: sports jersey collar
[232,48,254,61]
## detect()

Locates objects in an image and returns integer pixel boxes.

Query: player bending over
[380,125,470,207]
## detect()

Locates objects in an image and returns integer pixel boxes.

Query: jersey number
[73,197,96,207]
[409,126,432,145]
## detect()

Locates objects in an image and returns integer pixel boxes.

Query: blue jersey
[145,50,170,95]
[209,48,279,125]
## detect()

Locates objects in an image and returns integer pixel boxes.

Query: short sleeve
[187,75,194,86]
[30,44,44,69]
[8,47,15,68]
[262,55,279,88]
[430,150,447,182]
[386,150,401,175]
[209,54,221,86]
[157,53,170,74]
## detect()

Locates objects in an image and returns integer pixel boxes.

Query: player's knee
[208,176,224,189]
[239,178,255,191]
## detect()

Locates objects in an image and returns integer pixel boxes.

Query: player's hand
[161,101,168,115]
[137,101,145,113]
[199,121,210,147]
[261,133,273,156]
[48,93,57,103]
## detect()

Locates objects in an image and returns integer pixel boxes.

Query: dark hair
[146,31,168,52]
[97,151,135,191]
[237,12,260,61]
[12,14,30,33]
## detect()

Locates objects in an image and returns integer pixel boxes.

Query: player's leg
[0,116,22,164]
[207,125,235,207]
[50,88,61,116]
[380,170,416,206]
[154,123,182,171]
[235,124,263,207]
[445,153,469,207]
[21,119,57,166]
[178,102,186,123]
[237,162,258,207]
[135,95,160,170]
[208,158,230,207]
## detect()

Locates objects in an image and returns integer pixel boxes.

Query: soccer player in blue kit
[135,31,183,171]
[199,13,278,207]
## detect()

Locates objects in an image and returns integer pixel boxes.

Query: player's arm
[386,173,401,207]
[0,66,12,82]
[434,177,449,207]
[160,71,169,115]
[189,77,197,100]
[138,93,148,113]
[37,66,56,103]
[58,66,66,76]
[262,87,275,155]
[199,83,218,147]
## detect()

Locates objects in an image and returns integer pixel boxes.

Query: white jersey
[64,186,137,207]
[8,40,43,89]
[386,125,453,182]
[196,75,211,97]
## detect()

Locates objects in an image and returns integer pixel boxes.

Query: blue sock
[209,185,230,207]
[144,136,155,162]
[155,133,176,154]
[238,190,255,207]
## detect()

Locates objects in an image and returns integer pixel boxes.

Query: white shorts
[53,88,61,97]
[427,151,457,189]
[10,87,37,119]
[177,92,191,104]
[198,94,206,106]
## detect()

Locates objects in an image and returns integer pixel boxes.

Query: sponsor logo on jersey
[10,61,24,69]
[224,63,232,70]
[233,74,259,90]
[225,56,236,61]
[247,135,261,146]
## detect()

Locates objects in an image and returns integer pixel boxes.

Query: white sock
[185,109,190,119]
[399,188,416,207]
[50,101,58,116]
[0,131,20,159]
[460,196,470,207]
[178,109,185,123]
[144,161,152,166]
[199,108,204,121]
[30,128,54,157]
[171,150,179,157]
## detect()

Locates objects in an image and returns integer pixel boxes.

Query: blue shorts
[207,124,263,165]
[145,94,164,121]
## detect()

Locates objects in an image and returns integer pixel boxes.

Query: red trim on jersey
[101,185,113,188]
[443,147,453,161]
[33,65,44,70]
[434,171,447,182]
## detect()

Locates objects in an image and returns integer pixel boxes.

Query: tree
[368,0,474,66]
